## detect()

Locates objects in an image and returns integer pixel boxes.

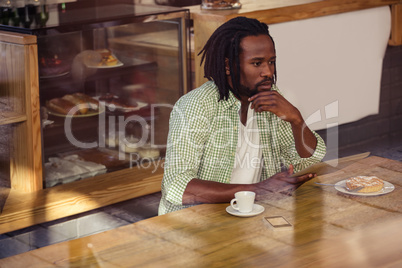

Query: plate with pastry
[39,55,71,78]
[334,176,395,196]
[85,49,123,68]
[95,94,147,112]
[46,93,104,117]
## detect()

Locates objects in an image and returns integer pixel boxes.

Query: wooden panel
[0,113,27,126]
[192,19,221,89]
[389,4,402,45]
[0,34,42,192]
[0,42,26,119]
[0,30,36,45]
[0,164,163,234]
[8,43,43,193]
[24,43,42,191]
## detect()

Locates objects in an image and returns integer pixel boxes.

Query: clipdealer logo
[305,100,339,166]
[62,101,340,172]
[63,103,172,171]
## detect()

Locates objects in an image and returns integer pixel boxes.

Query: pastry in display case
[0,0,190,188]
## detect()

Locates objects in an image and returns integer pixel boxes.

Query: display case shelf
[0,112,27,126]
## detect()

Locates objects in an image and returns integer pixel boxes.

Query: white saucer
[226,204,265,217]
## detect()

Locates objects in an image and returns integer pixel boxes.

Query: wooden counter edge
[188,0,402,46]
[0,165,164,234]
[2,156,397,235]
[0,31,36,45]
[389,4,402,46]
[188,0,400,24]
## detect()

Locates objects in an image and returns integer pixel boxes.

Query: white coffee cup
[230,191,256,213]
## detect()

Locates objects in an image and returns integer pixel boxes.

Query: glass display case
[0,0,190,188]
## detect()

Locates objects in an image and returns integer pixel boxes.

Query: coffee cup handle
[230,198,239,211]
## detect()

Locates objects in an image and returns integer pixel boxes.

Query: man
[159,17,326,215]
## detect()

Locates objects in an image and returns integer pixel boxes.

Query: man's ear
[225,58,230,75]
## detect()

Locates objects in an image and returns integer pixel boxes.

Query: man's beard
[237,78,273,98]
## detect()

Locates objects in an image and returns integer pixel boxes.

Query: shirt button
[234,126,237,131]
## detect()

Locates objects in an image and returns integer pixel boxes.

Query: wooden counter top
[0,165,164,234]
[1,155,401,266]
[0,156,402,267]
[188,0,400,24]
[188,0,402,86]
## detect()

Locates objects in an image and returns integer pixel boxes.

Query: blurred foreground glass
[201,0,241,10]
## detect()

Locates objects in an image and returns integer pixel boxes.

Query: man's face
[236,34,276,98]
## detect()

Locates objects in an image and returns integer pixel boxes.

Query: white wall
[269,7,391,131]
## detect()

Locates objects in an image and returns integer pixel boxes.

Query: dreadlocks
[198,17,277,101]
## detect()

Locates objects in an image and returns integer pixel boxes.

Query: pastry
[96,48,112,58]
[39,55,70,77]
[46,98,78,115]
[73,93,99,110]
[139,144,160,160]
[95,49,118,66]
[119,135,140,153]
[105,135,118,148]
[345,176,384,193]
[103,55,118,66]
[99,94,137,109]
[62,94,88,114]
[47,93,99,116]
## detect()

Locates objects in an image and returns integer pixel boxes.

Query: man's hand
[182,165,315,205]
[248,91,303,125]
[254,165,316,198]
[249,91,317,158]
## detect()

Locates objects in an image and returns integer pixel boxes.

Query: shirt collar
[219,89,241,111]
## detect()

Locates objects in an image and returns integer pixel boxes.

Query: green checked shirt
[159,81,326,215]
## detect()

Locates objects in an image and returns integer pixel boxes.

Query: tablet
[292,152,370,177]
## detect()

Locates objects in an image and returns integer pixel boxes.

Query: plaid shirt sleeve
[161,104,203,210]
[159,82,219,215]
